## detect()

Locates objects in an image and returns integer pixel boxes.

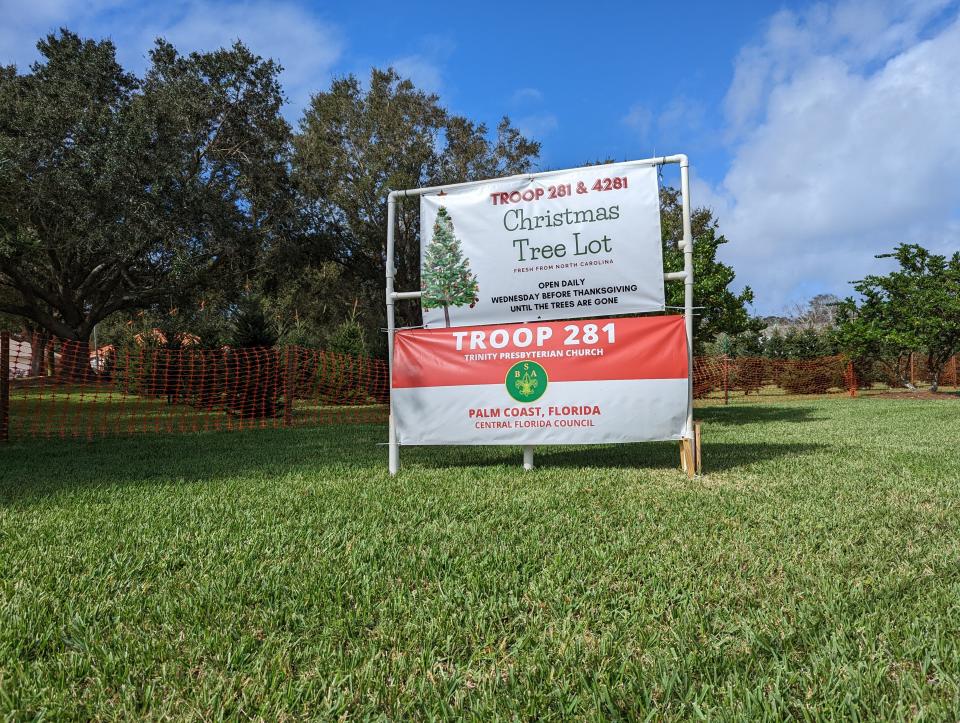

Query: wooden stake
[679,438,694,478]
[679,422,703,478]
[694,420,702,474]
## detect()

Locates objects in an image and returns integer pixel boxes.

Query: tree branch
[2,263,65,315]
[0,299,76,340]
[75,262,112,299]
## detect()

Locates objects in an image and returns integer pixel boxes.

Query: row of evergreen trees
[706,326,841,359]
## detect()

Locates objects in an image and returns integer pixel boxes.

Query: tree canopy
[659,187,761,350]
[0,30,292,373]
[835,244,960,391]
[0,29,774,365]
[292,68,539,342]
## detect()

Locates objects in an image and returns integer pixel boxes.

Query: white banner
[392,316,688,445]
[419,161,665,328]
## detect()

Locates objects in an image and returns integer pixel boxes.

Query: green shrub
[778,363,845,394]
[226,300,283,419]
[322,314,376,404]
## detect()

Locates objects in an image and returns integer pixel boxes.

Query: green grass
[1,397,959,719]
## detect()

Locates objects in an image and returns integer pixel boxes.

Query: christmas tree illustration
[421,207,480,327]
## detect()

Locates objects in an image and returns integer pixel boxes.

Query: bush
[321,315,377,404]
[320,352,376,405]
[850,357,895,388]
[225,347,284,418]
[226,300,284,419]
[778,362,846,394]
[184,349,227,411]
[729,358,765,395]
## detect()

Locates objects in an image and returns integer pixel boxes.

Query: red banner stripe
[393,315,687,389]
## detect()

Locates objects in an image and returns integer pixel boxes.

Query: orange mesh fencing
[2,331,957,441]
[3,333,387,440]
[694,353,958,402]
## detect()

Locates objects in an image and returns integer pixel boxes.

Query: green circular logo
[505,360,548,402]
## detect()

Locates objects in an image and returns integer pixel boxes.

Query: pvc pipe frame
[385,154,694,475]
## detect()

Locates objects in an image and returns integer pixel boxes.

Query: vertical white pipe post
[523,445,534,471]
[678,156,695,441]
[386,192,400,475]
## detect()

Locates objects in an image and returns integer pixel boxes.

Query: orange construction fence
[1,331,957,441]
[694,353,958,402]
[2,332,388,440]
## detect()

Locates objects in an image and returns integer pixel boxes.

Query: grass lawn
[1,397,959,718]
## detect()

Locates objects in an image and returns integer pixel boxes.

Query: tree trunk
[928,352,942,393]
[897,353,915,390]
[28,330,49,377]
[58,338,94,382]
[443,305,450,328]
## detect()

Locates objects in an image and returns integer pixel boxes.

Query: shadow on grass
[407,440,826,474]
[696,405,825,426]
[0,425,385,505]
[1,415,827,504]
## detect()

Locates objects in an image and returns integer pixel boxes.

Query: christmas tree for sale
[421,207,480,327]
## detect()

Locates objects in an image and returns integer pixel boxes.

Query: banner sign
[419,161,665,328]
[392,315,687,445]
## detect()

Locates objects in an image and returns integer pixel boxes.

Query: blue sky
[3,0,959,315]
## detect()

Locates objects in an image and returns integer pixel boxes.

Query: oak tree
[293,68,539,347]
[0,31,293,377]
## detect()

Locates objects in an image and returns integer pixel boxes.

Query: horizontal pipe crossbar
[389,155,687,199]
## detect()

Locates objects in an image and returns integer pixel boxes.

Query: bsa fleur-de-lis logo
[506,360,548,402]
[516,370,539,397]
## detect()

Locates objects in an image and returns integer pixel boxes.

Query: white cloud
[514,113,558,139]
[388,34,454,95]
[702,1,960,313]
[656,96,708,150]
[509,88,556,142]
[622,96,709,156]
[144,1,342,115]
[0,0,344,119]
[511,87,543,105]
[391,54,444,93]
[0,0,126,67]
[622,103,652,136]
[724,0,954,136]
